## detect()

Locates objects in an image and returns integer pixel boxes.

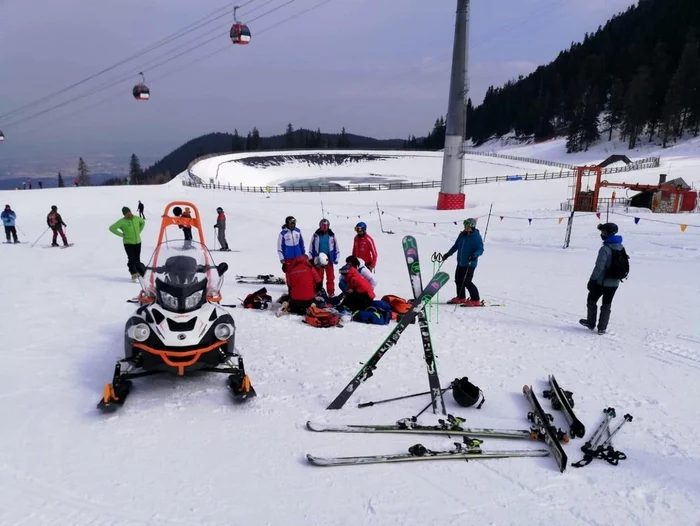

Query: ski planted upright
[543,374,586,439]
[402,235,446,415]
[326,271,450,410]
[523,385,568,472]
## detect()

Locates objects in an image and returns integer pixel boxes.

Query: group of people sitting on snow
[274,216,379,317]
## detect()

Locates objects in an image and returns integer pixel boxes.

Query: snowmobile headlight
[159,291,178,310]
[127,323,150,342]
[185,290,204,309]
[214,323,234,341]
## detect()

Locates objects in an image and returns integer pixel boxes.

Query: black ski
[326,272,450,410]
[523,385,568,472]
[236,274,286,285]
[403,235,446,415]
[543,374,586,439]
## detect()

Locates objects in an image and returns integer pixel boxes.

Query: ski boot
[447,297,467,305]
[464,299,483,307]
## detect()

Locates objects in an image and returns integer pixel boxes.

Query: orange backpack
[304,306,341,328]
[381,294,412,315]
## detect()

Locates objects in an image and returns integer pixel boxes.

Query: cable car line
[10,0,337,138]
[1,0,300,131]
[3,0,296,129]
[0,0,262,122]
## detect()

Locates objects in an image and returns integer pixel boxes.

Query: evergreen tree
[337,127,351,148]
[622,66,652,149]
[128,153,144,185]
[604,78,625,141]
[284,123,295,148]
[231,129,245,151]
[77,157,91,186]
[57,171,65,188]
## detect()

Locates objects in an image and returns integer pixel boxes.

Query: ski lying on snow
[326,271,450,410]
[43,243,74,249]
[460,300,505,307]
[307,445,549,467]
[523,385,568,472]
[403,235,445,415]
[306,420,534,440]
[543,374,586,439]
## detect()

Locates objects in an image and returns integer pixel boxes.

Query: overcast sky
[0,0,637,154]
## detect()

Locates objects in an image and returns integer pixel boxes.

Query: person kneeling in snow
[337,264,375,312]
[283,255,325,315]
[340,256,377,293]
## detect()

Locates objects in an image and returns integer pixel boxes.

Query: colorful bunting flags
[681,224,687,232]
[634,217,640,224]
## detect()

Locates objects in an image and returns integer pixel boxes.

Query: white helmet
[314,253,329,267]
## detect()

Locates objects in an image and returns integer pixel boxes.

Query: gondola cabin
[0,131,4,142]
[133,83,150,100]
[230,23,251,45]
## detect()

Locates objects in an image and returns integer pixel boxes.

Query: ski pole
[601,413,632,448]
[358,389,435,408]
[31,227,49,247]
[411,385,453,420]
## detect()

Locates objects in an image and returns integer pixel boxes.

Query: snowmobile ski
[307,439,549,467]
[306,419,534,440]
[523,385,568,472]
[403,235,446,415]
[543,374,586,439]
[326,271,450,410]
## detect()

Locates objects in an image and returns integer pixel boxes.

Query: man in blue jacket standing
[580,223,628,334]
[1,204,19,243]
[440,218,484,306]
[277,216,305,272]
[309,218,339,296]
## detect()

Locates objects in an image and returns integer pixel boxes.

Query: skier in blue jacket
[440,218,484,306]
[1,204,19,243]
[277,216,305,272]
[580,223,627,334]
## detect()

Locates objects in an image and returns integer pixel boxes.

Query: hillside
[142,128,408,183]
[468,0,700,153]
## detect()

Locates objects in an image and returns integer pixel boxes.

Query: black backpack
[243,287,272,309]
[606,247,630,281]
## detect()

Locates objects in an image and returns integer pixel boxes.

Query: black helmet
[597,223,618,236]
[451,377,484,408]
[216,207,223,213]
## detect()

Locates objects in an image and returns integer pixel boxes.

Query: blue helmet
[355,221,367,232]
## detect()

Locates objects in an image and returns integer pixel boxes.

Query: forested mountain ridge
[467,0,700,153]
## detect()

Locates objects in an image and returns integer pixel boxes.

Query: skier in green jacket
[109,206,146,280]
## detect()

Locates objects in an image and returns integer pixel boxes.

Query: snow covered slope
[189,149,573,188]
[1,150,699,525]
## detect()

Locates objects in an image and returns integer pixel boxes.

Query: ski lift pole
[482,203,493,242]
[376,202,393,234]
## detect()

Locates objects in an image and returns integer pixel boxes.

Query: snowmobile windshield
[140,240,224,313]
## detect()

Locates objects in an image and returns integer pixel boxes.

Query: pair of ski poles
[428,252,446,323]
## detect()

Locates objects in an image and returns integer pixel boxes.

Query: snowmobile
[97,201,255,412]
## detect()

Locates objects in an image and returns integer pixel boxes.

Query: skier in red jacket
[351,222,377,271]
[285,255,324,314]
[338,265,375,311]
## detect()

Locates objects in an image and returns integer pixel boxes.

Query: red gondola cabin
[230,23,251,45]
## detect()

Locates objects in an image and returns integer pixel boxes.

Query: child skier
[439,218,484,306]
[46,205,69,247]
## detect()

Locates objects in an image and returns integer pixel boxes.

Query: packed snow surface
[1,143,700,525]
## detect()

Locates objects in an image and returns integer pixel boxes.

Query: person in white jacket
[341,255,377,291]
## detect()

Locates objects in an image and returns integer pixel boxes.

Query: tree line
[465,0,700,153]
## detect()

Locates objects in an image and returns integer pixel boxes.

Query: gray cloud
[0,0,636,151]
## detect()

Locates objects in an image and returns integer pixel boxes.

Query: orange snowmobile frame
[138,201,220,303]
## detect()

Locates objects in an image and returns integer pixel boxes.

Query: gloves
[281,262,287,273]
[468,255,476,262]
[213,225,217,228]
[587,280,596,292]
[441,253,449,260]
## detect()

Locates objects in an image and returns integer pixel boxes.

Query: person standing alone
[214,207,230,251]
[309,218,338,296]
[1,204,19,243]
[439,218,484,306]
[137,200,145,219]
[47,205,69,247]
[109,206,146,280]
[580,223,628,334]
